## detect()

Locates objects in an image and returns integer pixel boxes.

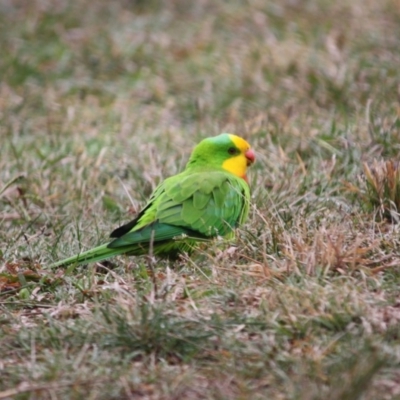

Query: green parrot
[49,133,255,268]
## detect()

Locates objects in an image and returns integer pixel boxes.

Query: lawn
[1,0,400,399]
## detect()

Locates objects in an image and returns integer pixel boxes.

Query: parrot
[49,133,255,268]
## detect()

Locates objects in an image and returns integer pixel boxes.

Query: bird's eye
[228,147,237,155]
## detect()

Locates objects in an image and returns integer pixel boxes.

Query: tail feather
[48,243,127,268]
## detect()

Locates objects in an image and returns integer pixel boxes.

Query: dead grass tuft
[363,160,400,221]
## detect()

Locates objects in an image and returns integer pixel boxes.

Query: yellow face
[222,134,255,180]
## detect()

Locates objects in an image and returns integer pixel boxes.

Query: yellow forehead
[228,134,251,152]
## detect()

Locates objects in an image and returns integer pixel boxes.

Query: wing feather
[110,170,250,248]
[160,171,249,237]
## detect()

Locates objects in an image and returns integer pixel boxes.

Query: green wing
[108,170,249,249]
[49,170,250,267]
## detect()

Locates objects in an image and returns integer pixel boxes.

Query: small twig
[0,212,25,221]
[184,255,214,283]
[0,174,25,197]
[116,176,136,208]
[147,228,158,299]
[0,380,95,399]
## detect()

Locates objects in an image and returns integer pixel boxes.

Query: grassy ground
[1,0,400,398]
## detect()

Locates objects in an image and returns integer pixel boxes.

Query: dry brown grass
[1,0,400,399]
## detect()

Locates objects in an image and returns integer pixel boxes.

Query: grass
[1,0,400,398]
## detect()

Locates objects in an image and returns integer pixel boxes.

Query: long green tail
[48,243,129,268]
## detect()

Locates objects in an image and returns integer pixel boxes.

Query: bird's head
[187,133,255,182]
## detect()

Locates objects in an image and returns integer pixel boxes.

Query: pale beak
[245,149,255,165]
